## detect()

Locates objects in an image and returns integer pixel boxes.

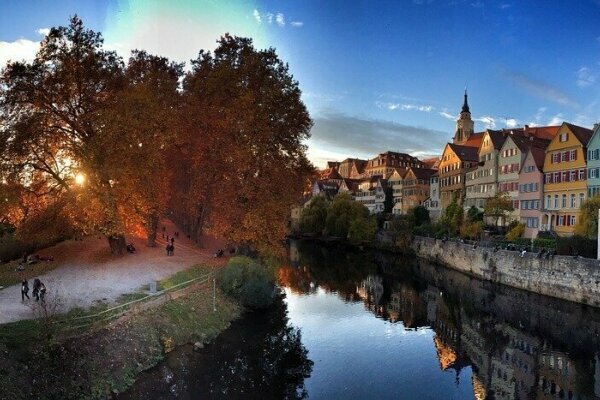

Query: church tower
[453,89,474,145]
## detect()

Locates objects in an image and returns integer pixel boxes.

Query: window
[546,195,551,209]
[553,172,559,183]
[562,171,568,182]
[580,193,585,206]
[571,194,576,208]
[559,133,568,142]
[579,169,586,180]
[562,152,568,162]
[554,195,559,209]
[571,170,577,181]
[591,169,598,179]
[552,153,559,163]
[571,216,576,226]
[558,215,564,226]
[570,150,577,160]
[562,194,567,208]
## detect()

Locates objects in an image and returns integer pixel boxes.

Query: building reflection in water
[281,240,600,400]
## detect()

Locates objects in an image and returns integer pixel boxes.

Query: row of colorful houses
[312,91,599,239]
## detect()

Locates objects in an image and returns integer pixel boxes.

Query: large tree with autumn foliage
[0,17,184,253]
[171,35,314,252]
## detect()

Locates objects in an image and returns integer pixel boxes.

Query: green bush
[556,235,597,258]
[533,238,556,249]
[218,256,276,309]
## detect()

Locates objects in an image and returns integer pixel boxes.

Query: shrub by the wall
[218,256,276,309]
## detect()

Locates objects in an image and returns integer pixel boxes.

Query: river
[120,240,600,399]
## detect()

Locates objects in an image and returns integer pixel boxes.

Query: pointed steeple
[461,88,470,114]
[454,88,474,145]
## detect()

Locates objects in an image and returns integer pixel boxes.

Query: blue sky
[1,0,599,167]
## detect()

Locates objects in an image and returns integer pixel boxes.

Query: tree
[383,186,394,214]
[441,200,463,236]
[466,206,483,222]
[484,193,514,227]
[0,16,134,253]
[506,223,525,241]
[299,196,329,235]
[575,195,600,239]
[409,205,430,227]
[172,35,313,252]
[348,214,377,244]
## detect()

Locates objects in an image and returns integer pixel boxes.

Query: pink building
[518,147,545,238]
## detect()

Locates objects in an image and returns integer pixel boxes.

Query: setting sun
[75,173,85,186]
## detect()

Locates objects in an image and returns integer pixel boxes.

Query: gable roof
[448,143,479,162]
[507,133,551,153]
[486,129,509,150]
[408,167,437,181]
[564,122,593,145]
[462,132,484,148]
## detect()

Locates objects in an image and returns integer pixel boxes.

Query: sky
[1,0,600,168]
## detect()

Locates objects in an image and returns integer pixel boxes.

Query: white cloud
[475,116,496,129]
[548,114,564,126]
[505,118,518,128]
[0,38,40,70]
[36,28,50,36]
[275,13,285,27]
[439,110,457,120]
[376,101,434,112]
[576,66,596,87]
[291,21,304,27]
[252,9,261,23]
[266,13,274,24]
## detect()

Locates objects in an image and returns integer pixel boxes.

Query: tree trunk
[107,235,127,255]
[146,213,159,247]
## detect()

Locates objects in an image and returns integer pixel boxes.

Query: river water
[121,240,600,399]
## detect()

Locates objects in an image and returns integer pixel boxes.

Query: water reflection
[281,240,600,400]
[119,295,313,400]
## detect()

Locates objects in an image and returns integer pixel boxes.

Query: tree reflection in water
[120,294,313,400]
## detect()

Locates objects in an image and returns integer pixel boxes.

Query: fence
[55,271,216,334]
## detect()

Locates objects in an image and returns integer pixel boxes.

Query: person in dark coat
[32,278,41,301]
[166,243,171,256]
[21,279,30,301]
[39,282,47,305]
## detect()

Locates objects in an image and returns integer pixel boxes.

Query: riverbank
[412,236,600,307]
[0,271,242,400]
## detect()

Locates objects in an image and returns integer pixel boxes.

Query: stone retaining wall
[412,236,600,306]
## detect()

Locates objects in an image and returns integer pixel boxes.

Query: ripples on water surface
[122,240,600,399]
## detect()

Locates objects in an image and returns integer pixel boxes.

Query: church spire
[461,88,470,114]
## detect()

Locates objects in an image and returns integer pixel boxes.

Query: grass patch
[0,319,41,350]
[0,259,62,288]
[158,264,214,291]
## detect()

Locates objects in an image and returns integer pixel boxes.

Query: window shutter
[574,151,577,160]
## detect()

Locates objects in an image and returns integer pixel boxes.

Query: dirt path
[0,220,225,325]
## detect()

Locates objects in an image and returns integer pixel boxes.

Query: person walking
[21,279,30,301]
[166,242,171,256]
[32,278,41,301]
[39,282,47,305]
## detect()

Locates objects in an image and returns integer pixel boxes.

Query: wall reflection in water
[280,240,600,400]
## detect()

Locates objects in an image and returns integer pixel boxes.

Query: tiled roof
[565,122,593,145]
[448,143,479,161]
[410,168,437,180]
[530,147,546,170]
[462,132,484,148]
[487,129,509,150]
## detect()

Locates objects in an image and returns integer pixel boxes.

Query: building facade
[465,130,506,210]
[586,124,600,198]
[541,123,593,236]
[439,143,480,208]
[424,172,441,220]
[518,148,545,238]
[401,168,436,214]
[364,151,423,177]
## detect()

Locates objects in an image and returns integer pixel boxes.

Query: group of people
[21,278,47,304]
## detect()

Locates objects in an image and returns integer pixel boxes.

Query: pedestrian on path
[32,278,41,301]
[21,279,30,301]
[39,282,47,305]
[171,237,175,245]
[166,242,171,256]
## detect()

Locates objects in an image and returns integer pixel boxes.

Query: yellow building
[541,123,592,236]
